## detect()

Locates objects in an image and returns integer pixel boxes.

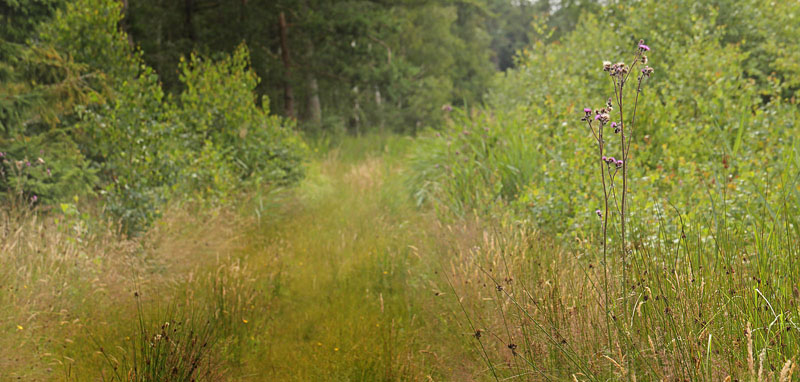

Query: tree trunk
[375,86,384,132]
[279,12,295,118]
[352,86,361,135]
[307,76,321,124]
[184,0,195,43]
[305,42,321,124]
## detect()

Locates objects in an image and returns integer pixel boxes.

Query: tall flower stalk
[581,40,654,343]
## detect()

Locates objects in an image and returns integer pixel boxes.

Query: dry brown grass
[0,201,255,380]
[438,214,800,381]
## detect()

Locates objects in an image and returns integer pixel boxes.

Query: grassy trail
[230,145,474,380]
[1,140,481,381]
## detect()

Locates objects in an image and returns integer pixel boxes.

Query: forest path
[234,144,472,380]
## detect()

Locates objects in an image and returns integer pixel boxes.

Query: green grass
[0,134,485,381]
[5,131,800,381]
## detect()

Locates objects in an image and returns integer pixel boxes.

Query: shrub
[176,46,306,186]
[3,0,308,234]
[418,1,800,379]
[1,131,96,206]
[410,3,800,240]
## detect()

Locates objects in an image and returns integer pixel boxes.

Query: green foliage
[2,0,307,234]
[72,43,306,234]
[0,0,64,45]
[177,46,306,184]
[37,0,138,80]
[412,1,800,240]
[0,132,96,205]
[410,1,800,378]
[126,0,499,133]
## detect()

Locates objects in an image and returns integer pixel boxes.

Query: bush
[411,2,800,240]
[2,0,307,234]
[176,46,306,185]
[415,2,800,379]
[1,131,97,206]
[74,45,306,234]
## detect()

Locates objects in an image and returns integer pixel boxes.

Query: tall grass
[408,8,800,380]
[0,198,270,380]
[0,133,499,380]
[442,187,800,380]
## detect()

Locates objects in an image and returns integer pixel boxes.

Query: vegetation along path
[226,141,477,380]
[1,139,477,381]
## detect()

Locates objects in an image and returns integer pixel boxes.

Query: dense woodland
[3,0,800,380]
[1,0,594,232]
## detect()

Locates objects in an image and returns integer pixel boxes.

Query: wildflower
[581,108,594,121]
[0,152,4,157]
[641,55,648,64]
[605,156,616,164]
[508,343,518,356]
[46,168,51,176]
[26,161,31,167]
[31,195,38,203]
[603,61,612,71]
[638,43,650,52]
[596,113,610,124]
[641,66,654,77]
[615,160,624,168]
[601,156,607,162]
[441,104,453,112]
[596,209,602,218]
[610,62,629,77]
[37,157,45,164]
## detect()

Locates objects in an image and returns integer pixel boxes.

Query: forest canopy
[0,0,591,232]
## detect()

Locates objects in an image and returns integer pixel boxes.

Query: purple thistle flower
[595,209,602,218]
[602,156,607,162]
[584,108,592,114]
[31,195,38,202]
[606,156,616,164]
[638,44,650,51]
[616,160,624,168]
[46,168,51,176]
[610,122,617,129]
[26,161,31,167]
[0,152,4,157]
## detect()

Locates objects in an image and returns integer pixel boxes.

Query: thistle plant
[581,40,654,335]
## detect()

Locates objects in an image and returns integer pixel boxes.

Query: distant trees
[1,0,609,135]
[125,0,595,133]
